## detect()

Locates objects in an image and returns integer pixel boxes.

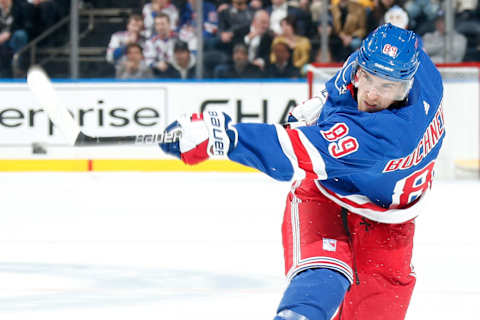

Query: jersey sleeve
[228,123,295,181]
[228,112,406,182]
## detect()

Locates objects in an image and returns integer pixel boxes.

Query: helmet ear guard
[352,63,360,88]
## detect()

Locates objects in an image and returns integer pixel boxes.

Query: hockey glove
[285,86,328,128]
[159,110,238,165]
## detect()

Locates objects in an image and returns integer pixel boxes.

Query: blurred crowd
[1,0,480,78]
[0,0,69,77]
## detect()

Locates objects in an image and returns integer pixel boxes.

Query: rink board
[0,76,477,178]
[0,159,256,172]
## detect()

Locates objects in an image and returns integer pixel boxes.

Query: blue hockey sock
[275,268,350,320]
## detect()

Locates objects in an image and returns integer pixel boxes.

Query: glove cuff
[203,110,237,159]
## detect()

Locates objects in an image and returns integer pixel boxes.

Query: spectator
[249,0,264,10]
[0,0,31,77]
[366,0,403,33]
[267,0,310,36]
[384,5,409,29]
[455,0,479,22]
[171,40,196,78]
[106,13,146,65]
[116,43,154,79]
[331,0,367,61]
[214,43,263,78]
[143,0,179,39]
[310,0,328,25]
[404,0,439,33]
[150,40,196,78]
[237,9,274,71]
[214,0,254,54]
[177,0,218,53]
[265,41,300,78]
[455,0,480,47]
[423,10,467,63]
[298,0,313,12]
[143,13,177,75]
[27,0,61,43]
[326,0,376,9]
[290,0,316,36]
[202,0,255,76]
[270,15,311,70]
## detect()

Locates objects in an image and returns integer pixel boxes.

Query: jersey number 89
[321,123,359,158]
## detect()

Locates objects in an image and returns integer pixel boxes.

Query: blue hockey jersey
[228,50,445,223]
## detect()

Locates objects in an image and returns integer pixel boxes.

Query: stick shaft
[27,66,180,146]
[74,131,181,146]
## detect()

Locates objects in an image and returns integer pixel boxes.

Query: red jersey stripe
[286,129,318,180]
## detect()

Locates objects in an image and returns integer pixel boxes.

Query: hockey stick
[26,66,180,146]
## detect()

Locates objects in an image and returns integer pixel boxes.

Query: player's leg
[340,213,416,320]
[274,268,350,320]
[277,180,354,320]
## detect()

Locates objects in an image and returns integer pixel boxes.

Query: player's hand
[285,86,328,128]
[159,110,238,165]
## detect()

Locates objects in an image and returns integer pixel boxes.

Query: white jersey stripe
[297,130,328,179]
[290,187,301,266]
[275,124,305,180]
[287,261,354,284]
[315,181,427,224]
[299,256,353,273]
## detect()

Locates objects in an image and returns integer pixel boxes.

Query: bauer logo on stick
[135,130,182,144]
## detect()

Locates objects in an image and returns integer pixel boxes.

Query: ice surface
[0,172,478,319]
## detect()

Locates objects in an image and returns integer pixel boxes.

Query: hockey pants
[281,180,416,320]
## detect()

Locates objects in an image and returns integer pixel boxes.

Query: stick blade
[27,66,81,145]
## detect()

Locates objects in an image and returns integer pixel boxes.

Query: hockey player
[159,23,444,320]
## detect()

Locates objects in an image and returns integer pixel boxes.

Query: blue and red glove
[159,110,238,165]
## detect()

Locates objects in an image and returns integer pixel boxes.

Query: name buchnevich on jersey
[383,102,445,173]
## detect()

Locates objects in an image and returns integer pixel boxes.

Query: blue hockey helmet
[357,23,420,81]
[354,23,421,100]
